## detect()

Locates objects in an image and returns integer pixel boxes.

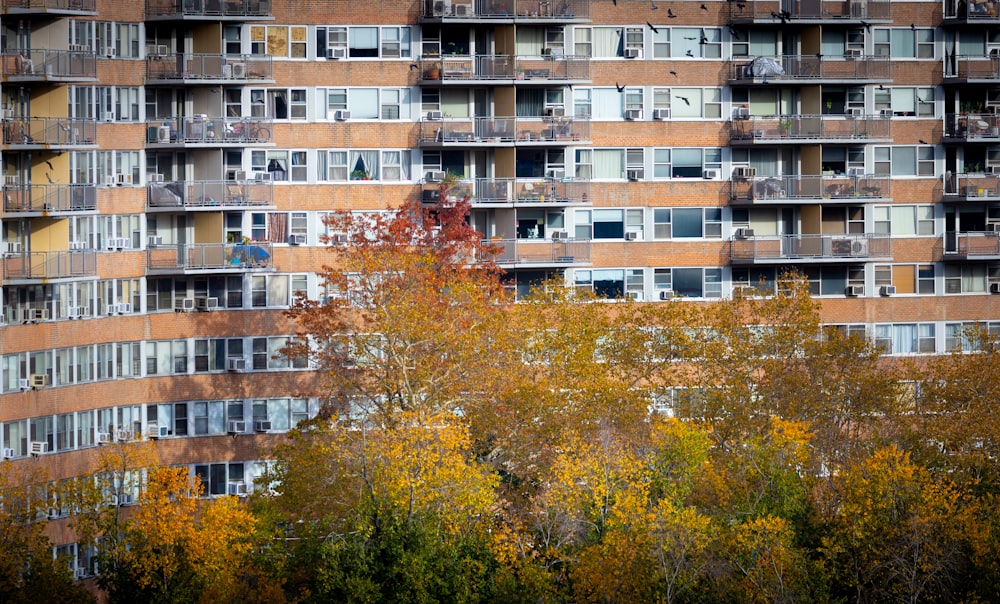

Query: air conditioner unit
[543,106,566,118]
[623,47,641,59]
[254,420,272,432]
[627,291,643,301]
[115,429,131,442]
[227,420,246,435]
[624,109,642,120]
[18,378,30,391]
[991,282,1000,294]
[231,170,246,181]
[734,106,750,119]
[106,237,130,249]
[175,298,195,312]
[845,48,863,58]
[97,432,112,445]
[330,232,349,244]
[703,169,720,179]
[652,108,671,120]
[253,171,272,181]
[546,168,566,180]
[158,125,171,143]
[29,441,48,456]
[845,285,863,297]
[847,167,865,176]
[117,302,132,314]
[735,227,755,239]
[105,47,116,58]
[425,170,446,182]
[68,306,83,319]
[228,482,249,497]
[70,241,87,250]
[105,176,116,187]
[69,44,88,52]
[541,46,554,56]
[550,230,568,239]
[733,166,757,179]
[850,239,869,256]
[3,174,19,186]
[1,448,13,459]
[230,63,247,78]
[116,173,132,186]
[626,168,643,181]
[6,242,21,254]
[879,108,893,118]
[659,289,674,300]
[106,303,120,315]
[847,107,864,117]
[154,45,169,56]
[327,47,348,59]
[195,296,219,311]
[146,424,162,439]
[148,235,162,246]
[228,358,246,372]
[880,285,896,296]
[74,568,88,580]
[625,231,641,241]
[118,493,134,506]
[425,110,443,120]
[288,233,307,245]
[333,110,351,121]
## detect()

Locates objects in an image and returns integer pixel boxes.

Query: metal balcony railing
[945,0,1000,20]
[419,116,588,145]
[0,49,96,80]
[731,174,890,203]
[944,113,1000,140]
[946,56,1000,81]
[145,116,273,144]
[731,233,891,263]
[147,179,274,209]
[2,0,96,11]
[146,53,272,82]
[728,0,890,21]
[2,184,97,213]
[146,242,273,273]
[3,251,97,280]
[419,54,589,82]
[729,55,890,82]
[483,237,590,265]
[420,0,589,19]
[943,173,1000,201]
[146,0,271,17]
[949,232,1000,258]
[422,177,590,204]
[1,117,97,147]
[730,114,890,143]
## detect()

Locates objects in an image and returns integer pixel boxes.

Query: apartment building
[1,0,999,577]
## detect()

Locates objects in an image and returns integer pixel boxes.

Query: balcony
[2,0,96,14]
[729,55,890,84]
[3,250,97,282]
[145,116,273,146]
[419,116,589,147]
[419,0,589,21]
[944,0,1000,23]
[730,233,891,264]
[0,49,97,81]
[728,0,890,23]
[418,54,589,83]
[945,56,1000,82]
[145,0,271,19]
[944,113,1000,141]
[731,174,890,204]
[145,242,273,274]
[147,179,274,210]
[421,177,590,205]
[145,54,272,83]
[482,237,590,267]
[2,184,97,214]
[947,232,1000,259]
[942,173,1000,202]
[1,117,97,149]
[730,114,890,144]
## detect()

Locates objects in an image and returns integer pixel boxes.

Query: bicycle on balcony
[224,119,270,142]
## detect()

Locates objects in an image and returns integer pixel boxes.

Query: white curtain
[593,27,622,58]
[593,149,624,179]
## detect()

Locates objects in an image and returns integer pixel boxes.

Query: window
[873,87,935,117]
[874,146,935,177]
[652,148,723,178]
[671,27,722,59]
[349,26,379,58]
[289,151,308,182]
[251,275,291,307]
[380,26,412,58]
[873,28,935,59]
[252,337,307,370]
[380,88,410,120]
[574,88,592,118]
[250,25,307,58]
[652,268,723,298]
[649,208,722,239]
[874,324,936,354]
[945,264,988,294]
[194,339,242,372]
[872,205,935,235]
[320,150,349,180]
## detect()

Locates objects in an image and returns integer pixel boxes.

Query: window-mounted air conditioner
[18,378,30,391]
[333,110,351,121]
[847,167,865,176]
[879,108,893,118]
[624,109,642,121]
[227,420,246,434]
[74,568,88,580]
[195,296,219,311]
[327,47,348,60]
[254,420,272,432]
[625,231,641,241]
[228,358,246,372]
[880,285,896,296]
[845,48,863,58]
[627,291,642,301]
[1,448,14,459]
[847,107,864,117]
[735,227,755,239]
[104,175,117,187]
[105,47,116,58]
[68,305,88,319]
[97,432,112,445]
[626,168,643,181]
[546,168,566,180]
[154,45,169,56]
[228,482,249,496]
[117,493,134,506]
[29,441,48,456]
[550,230,568,239]
[146,424,163,439]
[253,171,272,181]
[845,285,863,297]
[543,106,566,118]
[623,47,641,59]
[659,289,674,300]
[6,242,21,254]
[116,173,132,186]
[703,169,720,179]
[148,235,162,246]
[69,241,87,250]
[30,373,49,388]
[734,106,750,119]
[175,298,195,312]
[425,110,443,120]
[425,170,446,182]
[106,237,131,249]
[652,108,671,120]
[289,233,306,245]
[69,44,88,53]
[734,166,757,179]
[105,303,121,315]
[117,302,132,314]
[3,174,19,186]
[991,282,1000,294]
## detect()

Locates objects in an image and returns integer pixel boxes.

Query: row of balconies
[423,177,589,205]
[730,55,891,83]
[419,116,588,146]
[145,116,273,146]
[145,0,271,19]
[419,54,589,83]
[730,174,890,204]
[1,117,96,148]
[731,233,891,263]
[1,0,97,13]
[730,114,891,144]
[145,54,272,83]
[2,184,97,214]
[728,0,891,23]
[420,0,589,20]
[0,50,96,81]
[944,112,1000,141]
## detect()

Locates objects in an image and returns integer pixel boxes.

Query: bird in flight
[669,69,678,76]
[700,3,708,10]
[686,49,694,57]
[676,95,691,106]
[647,21,659,33]
[616,82,626,92]
[45,172,56,184]
[45,159,54,170]
[667,8,677,17]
